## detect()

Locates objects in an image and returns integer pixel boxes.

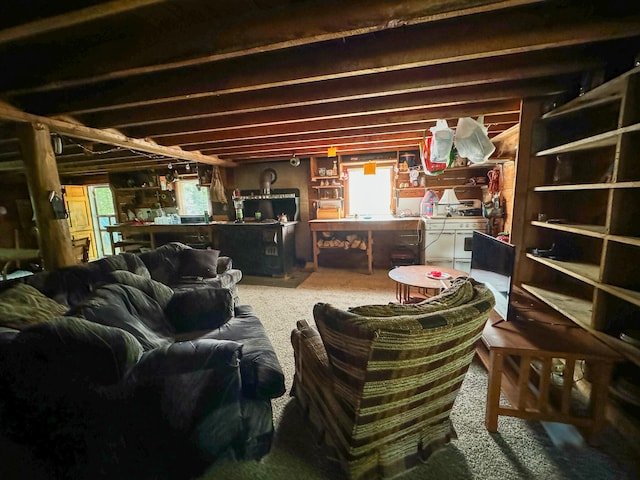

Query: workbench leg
[485,350,504,432]
[312,231,319,271]
[109,231,116,254]
[367,230,373,274]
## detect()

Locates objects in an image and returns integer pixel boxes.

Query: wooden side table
[476,290,622,443]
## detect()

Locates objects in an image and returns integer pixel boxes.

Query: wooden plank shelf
[521,284,593,330]
[526,254,600,285]
[531,220,606,238]
[536,123,640,157]
[533,181,640,192]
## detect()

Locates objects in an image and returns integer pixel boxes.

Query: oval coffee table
[388,265,467,304]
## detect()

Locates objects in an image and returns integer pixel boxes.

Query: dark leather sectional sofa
[0,242,285,479]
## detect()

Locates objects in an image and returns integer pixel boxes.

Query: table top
[388,265,467,290]
[481,318,622,360]
[0,248,40,261]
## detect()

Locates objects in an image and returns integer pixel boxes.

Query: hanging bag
[454,116,495,164]
[420,135,446,176]
[429,119,455,163]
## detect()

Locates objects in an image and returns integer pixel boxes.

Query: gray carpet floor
[199,268,639,480]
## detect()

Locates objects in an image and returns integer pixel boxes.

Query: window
[346,165,394,216]
[174,178,210,215]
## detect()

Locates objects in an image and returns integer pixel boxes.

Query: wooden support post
[18,122,75,269]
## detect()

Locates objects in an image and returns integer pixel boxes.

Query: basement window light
[174,178,210,215]
[346,165,393,216]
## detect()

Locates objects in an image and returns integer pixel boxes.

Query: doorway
[87,184,117,258]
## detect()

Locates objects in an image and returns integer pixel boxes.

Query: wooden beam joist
[0,0,170,46]
[2,0,543,95]
[11,6,640,116]
[139,82,553,140]
[157,99,522,147]
[83,50,599,129]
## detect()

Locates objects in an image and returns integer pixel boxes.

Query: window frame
[343,160,396,216]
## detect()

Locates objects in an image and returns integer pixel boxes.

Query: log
[18,122,75,269]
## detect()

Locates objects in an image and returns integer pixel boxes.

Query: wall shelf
[512,65,640,384]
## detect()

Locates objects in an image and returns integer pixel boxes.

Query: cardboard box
[317,207,341,219]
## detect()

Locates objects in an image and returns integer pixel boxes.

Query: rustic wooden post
[18,122,75,269]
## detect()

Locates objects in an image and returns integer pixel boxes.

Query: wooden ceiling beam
[135,80,561,139]
[10,5,640,115]
[0,0,169,45]
[176,112,521,149]
[201,124,513,157]
[158,100,521,147]
[81,50,599,129]
[1,0,542,94]
[0,101,236,168]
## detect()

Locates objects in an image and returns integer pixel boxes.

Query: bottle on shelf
[420,190,439,217]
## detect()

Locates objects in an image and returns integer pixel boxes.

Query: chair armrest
[291,320,331,391]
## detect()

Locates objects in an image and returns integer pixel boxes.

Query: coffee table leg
[395,282,411,303]
[485,350,503,432]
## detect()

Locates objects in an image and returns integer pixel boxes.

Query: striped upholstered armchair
[290,278,494,480]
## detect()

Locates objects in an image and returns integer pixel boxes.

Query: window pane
[347,166,392,216]
[94,186,115,215]
[177,179,210,215]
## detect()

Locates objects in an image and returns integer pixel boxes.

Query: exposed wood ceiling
[1,0,640,179]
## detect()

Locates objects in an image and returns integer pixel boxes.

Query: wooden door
[64,185,97,261]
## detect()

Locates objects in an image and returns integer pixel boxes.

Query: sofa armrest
[124,339,246,461]
[204,307,286,400]
[164,288,234,334]
[217,256,233,274]
[125,339,242,383]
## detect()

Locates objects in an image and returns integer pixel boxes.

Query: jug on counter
[420,190,439,217]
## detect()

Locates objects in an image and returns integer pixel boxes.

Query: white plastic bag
[454,116,495,164]
[429,119,454,164]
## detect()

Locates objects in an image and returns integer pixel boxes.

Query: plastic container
[420,190,439,217]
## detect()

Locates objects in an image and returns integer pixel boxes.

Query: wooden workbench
[0,248,41,281]
[309,217,420,274]
[106,223,214,251]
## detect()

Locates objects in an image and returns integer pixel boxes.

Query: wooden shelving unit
[109,172,176,223]
[511,66,640,439]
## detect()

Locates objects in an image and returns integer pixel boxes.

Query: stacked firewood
[317,233,367,250]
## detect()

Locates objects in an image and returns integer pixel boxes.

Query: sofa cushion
[99,252,150,278]
[178,248,220,279]
[165,288,234,333]
[106,270,174,309]
[10,316,143,386]
[68,284,174,350]
[0,283,68,330]
[24,252,151,308]
[138,242,188,285]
